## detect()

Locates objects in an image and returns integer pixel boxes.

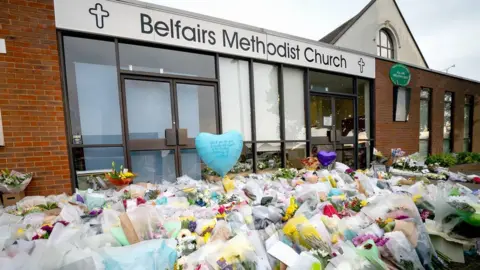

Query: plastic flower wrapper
[126,206,164,240]
[326,241,373,270]
[205,233,255,270]
[382,231,423,270]
[243,180,264,204]
[100,238,177,270]
[252,205,283,230]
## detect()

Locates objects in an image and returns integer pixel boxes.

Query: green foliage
[456,152,480,165]
[425,153,457,167]
[426,152,480,167]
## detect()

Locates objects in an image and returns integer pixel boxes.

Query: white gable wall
[334,0,427,68]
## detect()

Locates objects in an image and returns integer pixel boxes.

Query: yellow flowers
[119,171,134,180]
[412,194,422,203]
[360,200,368,207]
[282,197,299,221]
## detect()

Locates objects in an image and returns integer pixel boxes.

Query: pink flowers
[352,234,389,247]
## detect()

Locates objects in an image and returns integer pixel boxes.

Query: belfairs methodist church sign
[54,0,375,78]
[389,64,411,86]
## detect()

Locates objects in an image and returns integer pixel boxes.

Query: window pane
[286,142,306,169]
[310,96,332,138]
[443,139,451,153]
[119,43,215,78]
[310,71,353,94]
[64,37,122,144]
[420,100,429,137]
[377,46,381,56]
[231,143,253,174]
[257,143,281,172]
[219,58,252,141]
[283,67,306,140]
[381,47,389,58]
[74,147,124,189]
[465,95,473,105]
[419,140,429,158]
[358,141,371,169]
[395,87,408,121]
[131,150,176,183]
[444,92,452,102]
[253,63,280,140]
[181,149,202,180]
[125,80,172,139]
[177,84,217,137]
[464,139,471,152]
[464,105,471,138]
[380,31,388,47]
[420,89,430,99]
[358,79,371,139]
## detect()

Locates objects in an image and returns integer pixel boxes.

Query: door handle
[178,129,188,146]
[165,129,177,146]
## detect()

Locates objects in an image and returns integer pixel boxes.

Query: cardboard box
[1,191,25,207]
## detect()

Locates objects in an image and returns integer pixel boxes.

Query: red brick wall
[375,59,480,157]
[0,0,71,196]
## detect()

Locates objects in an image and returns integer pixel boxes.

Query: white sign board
[54,0,375,78]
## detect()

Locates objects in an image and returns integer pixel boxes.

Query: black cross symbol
[89,3,109,29]
[358,58,365,73]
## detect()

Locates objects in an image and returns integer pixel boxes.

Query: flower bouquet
[301,157,319,171]
[105,162,136,188]
[0,169,33,193]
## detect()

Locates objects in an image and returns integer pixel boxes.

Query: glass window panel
[380,31,388,47]
[310,71,353,94]
[419,140,429,158]
[419,100,429,138]
[395,87,408,121]
[336,143,355,168]
[64,37,122,144]
[381,47,389,58]
[131,150,176,183]
[335,98,355,139]
[177,84,217,137]
[73,147,124,189]
[231,143,253,174]
[377,46,381,56]
[444,92,452,102]
[125,80,172,139]
[253,63,280,140]
[465,95,473,105]
[443,139,451,153]
[420,88,430,99]
[310,96,332,138]
[387,49,391,59]
[283,67,306,140]
[464,139,471,152]
[181,149,202,180]
[219,58,252,141]
[119,43,215,78]
[256,143,281,172]
[358,141,371,169]
[358,79,371,139]
[286,142,306,169]
[464,105,471,138]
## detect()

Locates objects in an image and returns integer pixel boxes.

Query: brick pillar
[0,0,71,195]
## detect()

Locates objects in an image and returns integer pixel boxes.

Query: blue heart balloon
[195,131,244,177]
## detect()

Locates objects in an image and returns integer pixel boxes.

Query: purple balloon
[317,151,337,167]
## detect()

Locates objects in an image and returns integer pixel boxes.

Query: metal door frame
[120,74,219,178]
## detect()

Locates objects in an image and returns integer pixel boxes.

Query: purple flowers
[352,234,389,247]
[188,221,197,232]
[345,168,354,174]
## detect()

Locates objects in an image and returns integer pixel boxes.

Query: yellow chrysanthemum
[412,194,422,203]
[360,200,368,207]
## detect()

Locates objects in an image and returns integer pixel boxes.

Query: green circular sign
[389,64,411,86]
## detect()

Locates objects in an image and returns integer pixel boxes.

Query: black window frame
[377,29,395,59]
[464,95,474,152]
[443,91,454,153]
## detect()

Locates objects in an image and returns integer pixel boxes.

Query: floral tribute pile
[0,161,479,270]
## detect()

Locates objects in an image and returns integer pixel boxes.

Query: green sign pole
[389,64,411,86]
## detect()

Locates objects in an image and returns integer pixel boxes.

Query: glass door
[310,94,356,167]
[122,76,218,183]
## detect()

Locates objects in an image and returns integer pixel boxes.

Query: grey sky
[141,0,480,81]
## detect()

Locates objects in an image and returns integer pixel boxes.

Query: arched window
[377,29,394,59]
